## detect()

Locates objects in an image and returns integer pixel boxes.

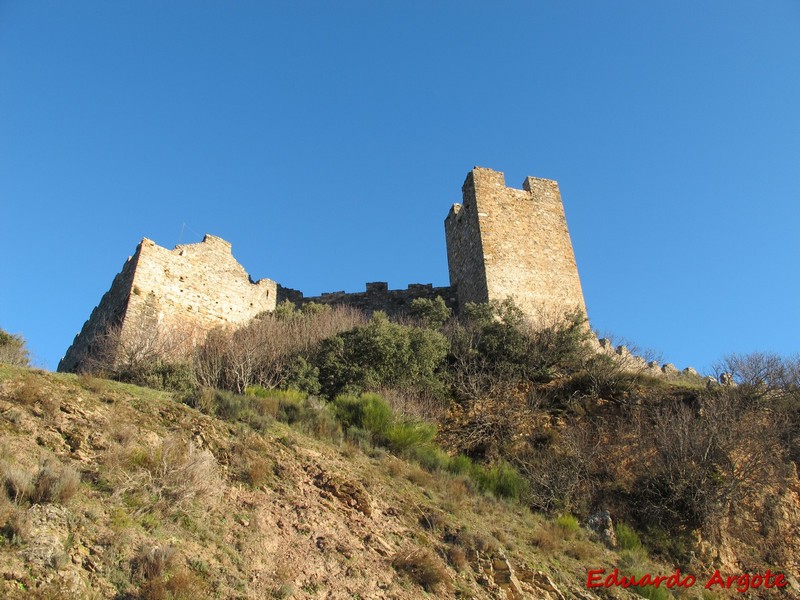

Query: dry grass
[108,435,222,517]
[418,507,448,531]
[2,463,33,503]
[406,465,433,487]
[30,459,81,504]
[381,455,406,478]
[446,544,469,571]
[133,543,177,580]
[564,539,596,561]
[391,548,451,592]
[440,474,470,511]
[530,522,562,554]
[0,494,28,544]
[140,568,209,600]
[13,376,42,405]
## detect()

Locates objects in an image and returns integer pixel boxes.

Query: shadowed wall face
[445,167,587,321]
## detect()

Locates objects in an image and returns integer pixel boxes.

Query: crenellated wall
[278,282,457,318]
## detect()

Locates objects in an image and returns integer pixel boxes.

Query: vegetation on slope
[3,299,799,597]
[0,364,698,599]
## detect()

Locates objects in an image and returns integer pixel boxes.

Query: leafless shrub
[377,386,449,422]
[514,420,602,514]
[30,459,80,504]
[133,543,177,580]
[391,548,451,592]
[194,304,366,393]
[86,321,195,386]
[0,328,30,367]
[114,436,222,516]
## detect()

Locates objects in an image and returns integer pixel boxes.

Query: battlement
[59,167,588,373]
[278,282,457,317]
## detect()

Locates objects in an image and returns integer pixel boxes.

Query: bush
[333,393,393,442]
[391,548,450,592]
[446,454,474,476]
[30,460,80,504]
[207,389,273,432]
[556,513,580,535]
[385,420,437,454]
[447,300,591,398]
[0,328,30,367]
[472,460,527,500]
[315,312,449,398]
[408,296,452,329]
[616,522,642,551]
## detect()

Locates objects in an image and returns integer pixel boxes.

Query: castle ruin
[58,167,587,373]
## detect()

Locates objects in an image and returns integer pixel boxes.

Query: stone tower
[444,167,586,321]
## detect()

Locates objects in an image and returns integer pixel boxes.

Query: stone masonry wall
[58,235,276,372]
[446,167,587,321]
[60,167,590,372]
[57,250,141,373]
[278,282,457,318]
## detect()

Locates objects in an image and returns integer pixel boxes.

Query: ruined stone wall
[279,282,457,318]
[57,251,141,373]
[58,235,276,372]
[445,167,587,321]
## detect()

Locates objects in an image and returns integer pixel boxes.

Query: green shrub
[408,297,452,329]
[446,454,473,476]
[409,444,450,472]
[385,421,437,454]
[139,361,197,393]
[281,356,321,395]
[333,393,393,442]
[448,300,591,397]
[202,390,272,432]
[616,522,642,551]
[556,513,580,534]
[315,312,449,398]
[472,460,527,500]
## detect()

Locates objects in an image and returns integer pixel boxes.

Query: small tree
[0,328,30,367]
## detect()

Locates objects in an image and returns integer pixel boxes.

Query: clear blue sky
[1,1,798,373]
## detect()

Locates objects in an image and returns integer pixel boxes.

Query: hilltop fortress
[58,167,587,373]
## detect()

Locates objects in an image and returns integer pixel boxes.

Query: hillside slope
[0,366,794,599]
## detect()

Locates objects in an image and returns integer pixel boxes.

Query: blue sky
[1,1,798,373]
